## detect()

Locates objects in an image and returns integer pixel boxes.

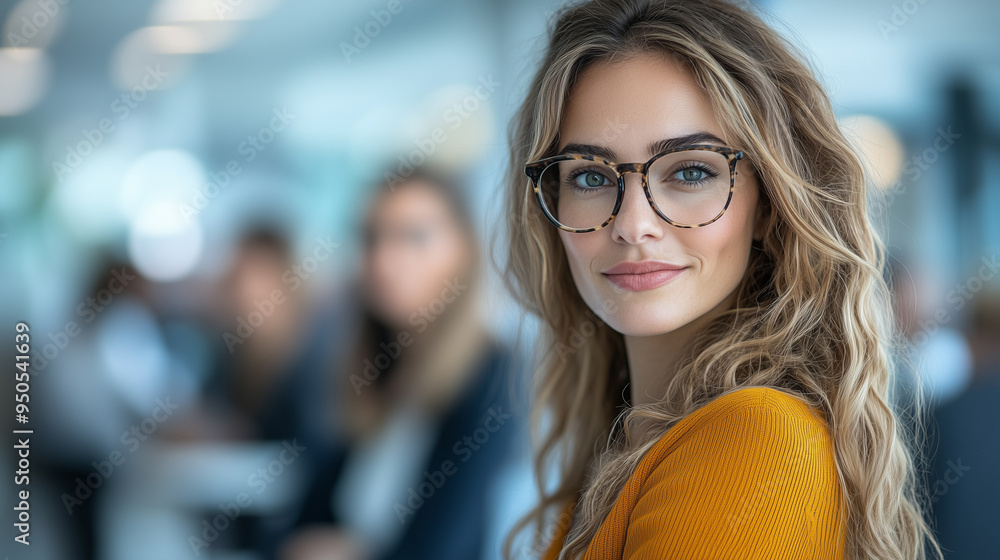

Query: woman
[278,168,519,560]
[501,0,941,558]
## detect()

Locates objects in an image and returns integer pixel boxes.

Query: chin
[583,289,694,337]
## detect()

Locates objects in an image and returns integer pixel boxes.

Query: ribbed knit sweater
[542,386,846,559]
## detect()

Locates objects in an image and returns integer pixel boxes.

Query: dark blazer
[288,340,520,560]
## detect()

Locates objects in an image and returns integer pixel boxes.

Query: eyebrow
[557,131,728,161]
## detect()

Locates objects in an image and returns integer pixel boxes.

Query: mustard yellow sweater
[542,387,846,559]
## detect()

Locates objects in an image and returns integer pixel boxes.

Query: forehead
[558,52,728,158]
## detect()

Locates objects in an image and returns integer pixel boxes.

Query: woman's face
[364,181,470,330]
[556,52,762,337]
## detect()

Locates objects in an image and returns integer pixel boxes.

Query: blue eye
[676,167,707,182]
[575,171,609,188]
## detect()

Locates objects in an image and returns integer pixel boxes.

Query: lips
[601,260,687,292]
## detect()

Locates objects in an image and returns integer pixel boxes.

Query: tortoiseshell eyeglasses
[524,144,745,233]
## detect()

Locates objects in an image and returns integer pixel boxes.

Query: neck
[624,290,738,408]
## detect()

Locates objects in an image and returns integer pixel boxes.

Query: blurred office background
[0,0,997,559]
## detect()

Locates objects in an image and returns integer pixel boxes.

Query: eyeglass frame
[523,144,745,233]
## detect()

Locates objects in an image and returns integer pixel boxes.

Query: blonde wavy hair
[500,0,941,558]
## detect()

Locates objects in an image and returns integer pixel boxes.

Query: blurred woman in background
[278,169,518,560]
[178,227,308,442]
[502,0,942,558]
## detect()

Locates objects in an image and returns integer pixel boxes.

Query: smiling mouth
[603,269,686,291]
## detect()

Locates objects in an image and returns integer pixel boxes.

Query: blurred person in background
[928,293,1000,559]
[274,168,520,560]
[167,226,308,442]
[31,260,202,560]
[132,227,312,557]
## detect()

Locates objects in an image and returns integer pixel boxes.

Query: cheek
[559,231,587,273]
[558,230,610,305]
[687,225,749,294]
[689,186,758,284]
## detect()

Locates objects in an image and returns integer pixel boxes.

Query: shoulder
[621,387,845,558]
[648,386,832,459]
[688,386,828,432]
[644,386,837,486]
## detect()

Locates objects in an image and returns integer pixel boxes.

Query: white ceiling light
[0,47,49,116]
[151,0,282,23]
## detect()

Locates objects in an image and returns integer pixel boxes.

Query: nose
[610,171,664,245]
